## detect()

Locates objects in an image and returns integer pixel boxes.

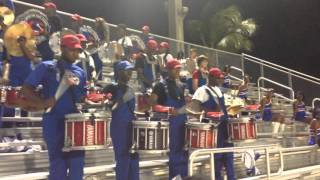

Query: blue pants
[214,152,235,180]
[111,121,139,180]
[169,115,188,179]
[43,114,85,180]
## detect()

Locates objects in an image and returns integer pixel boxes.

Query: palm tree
[186,5,257,53]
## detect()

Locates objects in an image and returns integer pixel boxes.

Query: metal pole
[260,61,265,87]
[266,147,271,179]
[241,53,245,78]
[288,72,293,98]
[215,50,219,67]
[211,153,215,180]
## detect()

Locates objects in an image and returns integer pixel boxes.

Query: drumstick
[45,76,70,113]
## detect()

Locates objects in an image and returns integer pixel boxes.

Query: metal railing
[189,144,318,180]
[312,98,320,109]
[188,144,280,180]
[231,66,245,79]
[243,54,320,105]
[257,77,295,101]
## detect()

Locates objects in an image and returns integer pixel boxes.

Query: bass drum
[49,28,76,56]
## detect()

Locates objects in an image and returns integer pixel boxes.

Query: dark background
[26,0,320,78]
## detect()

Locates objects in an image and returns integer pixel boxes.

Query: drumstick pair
[45,72,79,113]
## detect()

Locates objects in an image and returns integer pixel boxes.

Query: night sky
[25,0,320,77]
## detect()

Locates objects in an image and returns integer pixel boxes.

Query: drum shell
[132,120,169,153]
[4,87,24,107]
[64,113,110,151]
[227,117,257,141]
[185,122,217,149]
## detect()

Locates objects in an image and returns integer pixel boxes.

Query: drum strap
[57,60,79,113]
[204,86,225,114]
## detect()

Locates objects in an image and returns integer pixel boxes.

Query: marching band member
[191,55,208,93]
[141,25,154,44]
[71,14,83,33]
[188,67,235,180]
[102,60,139,180]
[135,39,160,91]
[308,106,320,146]
[238,75,250,101]
[259,89,286,136]
[150,59,188,179]
[293,91,310,123]
[37,2,62,61]
[158,41,173,79]
[223,65,232,89]
[22,34,87,180]
[92,17,109,80]
[75,34,96,82]
[7,35,37,87]
[117,24,132,59]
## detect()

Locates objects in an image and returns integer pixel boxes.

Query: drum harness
[55,59,98,123]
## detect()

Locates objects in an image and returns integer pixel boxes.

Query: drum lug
[157,122,162,129]
[90,113,96,124]
[130,141,137,153]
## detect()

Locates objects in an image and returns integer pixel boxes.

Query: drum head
[186,122,215,130]
[229,117,253,123]
[65,112,110,121]
[132,120,169,127]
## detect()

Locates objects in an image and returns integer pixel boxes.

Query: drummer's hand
[65,75,80,86]
[95,17,106,26]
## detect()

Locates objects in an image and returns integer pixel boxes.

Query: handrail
[230,66,245,78]
[312,98,320,109]
[229,74,243,82]
[260,87,293,102]
[243,53,320,83]
[257,77,295,101]
[12,0,241,57]
[243,55,320,86]
[188,144,280,179]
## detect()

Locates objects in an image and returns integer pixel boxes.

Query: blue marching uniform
[223,75,231,89]
[295,102,306,122]
[9,56,32,87]
[24,60,87,180]
[238,87,248,100]
[202,87,235,180]
[136,54,159,90]
[153,79,188,179]
[262,100,272,121]
[3,55,33,117]
[103,84,139,180]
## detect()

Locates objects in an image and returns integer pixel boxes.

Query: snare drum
[203,112,224,122]
[150,105,171,120]
[0,86,24,107]
[228,117,257,141]
[185,122,217,149]
[86,86,106,103]
[241,104,260,116]
[131,120,169,154]
[63,112,110,151]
